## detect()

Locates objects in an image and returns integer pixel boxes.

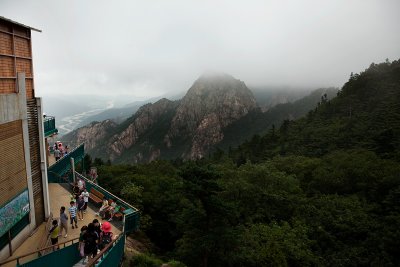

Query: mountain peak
[166,73,258,158]
[198,71,235,81]
[193,72,243,88]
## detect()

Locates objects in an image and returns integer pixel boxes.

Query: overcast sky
[1,0,400,100]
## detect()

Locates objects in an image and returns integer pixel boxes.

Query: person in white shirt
[80,188,90,214]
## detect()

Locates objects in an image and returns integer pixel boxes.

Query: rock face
[61,120,117,151]
[62,73,258,163]
[108,98,178,161]
[167,73,257,158]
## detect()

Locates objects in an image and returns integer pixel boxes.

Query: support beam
[18,72,36,230]
[70,157,76,183]
[36,97,50,218]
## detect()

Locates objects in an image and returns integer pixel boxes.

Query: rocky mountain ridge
[62,74,258,162]
[62,74,336,163]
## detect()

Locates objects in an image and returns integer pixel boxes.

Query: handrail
[85,234,123,267]
[43,116,57,136]
[48,144,85,183]
[49,143,85,169]
[43,115,55,121]
[37,212,54,254]
[75,172,139,212]
[0,237,80,266]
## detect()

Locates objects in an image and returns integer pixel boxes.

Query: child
[68,201,78,229]
[59,206,69,238]
[49,219,60,250]
[77,196,85,221]
[80,188,90,214]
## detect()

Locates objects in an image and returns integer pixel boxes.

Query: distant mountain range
[61,73,337,163]
[71,88,312,130]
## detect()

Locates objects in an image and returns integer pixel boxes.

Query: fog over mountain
[1,0,399,101]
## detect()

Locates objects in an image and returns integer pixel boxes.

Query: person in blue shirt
[68,201,78,229]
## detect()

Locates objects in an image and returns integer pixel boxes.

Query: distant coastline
[57,101,114,135]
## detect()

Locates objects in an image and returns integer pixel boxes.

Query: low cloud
[1,0,399,98]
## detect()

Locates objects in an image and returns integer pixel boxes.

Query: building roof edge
[0,16,42,32]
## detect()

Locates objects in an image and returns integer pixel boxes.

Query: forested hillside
[218,87,337,151]
[85,60,400,267]
[230,60,400,162]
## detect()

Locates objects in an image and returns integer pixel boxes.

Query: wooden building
[0,16,50,260]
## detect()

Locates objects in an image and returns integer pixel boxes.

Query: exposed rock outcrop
[62,73,290,163]
[166,73,257,158]
[108,98,177,160]
[61,120,117,151]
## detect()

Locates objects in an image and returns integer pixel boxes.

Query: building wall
[0,120,28,205]
[0,19,34,99]
[0,18,45,261]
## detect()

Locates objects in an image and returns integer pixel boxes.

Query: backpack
[100,232,112,249]
[84,232,97,254]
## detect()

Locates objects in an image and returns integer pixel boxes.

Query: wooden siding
[0,32,12,55]
[0,19,34,99]
[0,120,28,207]
[0,79,15,94]
[16,58,32,76]
[14,37,31,58]
[0,56,14,76]
[27,99,44,225]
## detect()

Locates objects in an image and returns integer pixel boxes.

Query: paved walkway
[2,183,121,266]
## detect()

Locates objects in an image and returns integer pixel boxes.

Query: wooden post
[70,157,76,183]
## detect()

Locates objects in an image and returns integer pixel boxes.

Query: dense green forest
[86,60,400,266]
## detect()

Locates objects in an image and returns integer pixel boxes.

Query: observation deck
[0,144,139,267]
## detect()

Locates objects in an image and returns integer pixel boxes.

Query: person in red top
[98,221,113,250]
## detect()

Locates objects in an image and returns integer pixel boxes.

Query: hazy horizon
[1,0,399,99]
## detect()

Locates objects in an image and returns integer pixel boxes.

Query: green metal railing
[124,212,140,234]
[75,172,140,233]
[3,233,127,267]
[0,238,80,267]
[47,144,85,183]
[43,116,58,137]
[17,241,80,267]
[87,233,126,267]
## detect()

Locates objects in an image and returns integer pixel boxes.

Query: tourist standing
[59,206,69,238]
[49,219,60,250]
[81,188,90,214]
[68,201,78,229]
[54,147,61,161]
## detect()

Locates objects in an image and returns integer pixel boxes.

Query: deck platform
[2,183,121,266]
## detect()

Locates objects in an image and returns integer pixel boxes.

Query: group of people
[47,179,116,264]
[78,219,114,264]
[96,197,121,222]
[48,181,90,245]
[49,217,115,264]
[70,179,90,222]
[53,142,69,161]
